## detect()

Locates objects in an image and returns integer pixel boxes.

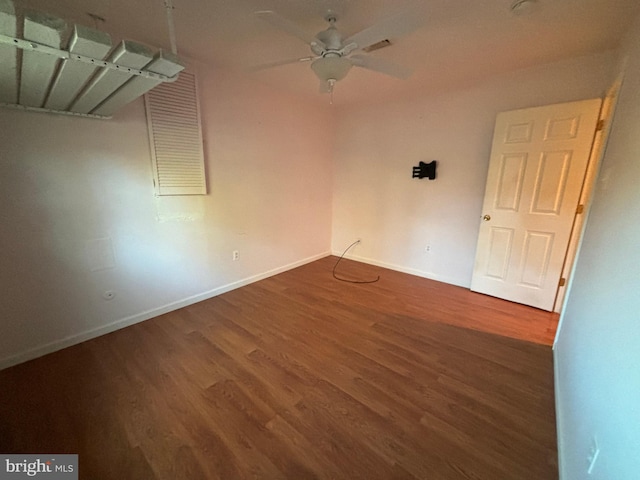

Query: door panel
[486,227,514,280]
[496,154,527,210]
[471,99,601,310]
[532,150,571,214]
[520,230,553,287]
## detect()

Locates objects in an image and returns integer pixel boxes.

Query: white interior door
[471,99,601,311]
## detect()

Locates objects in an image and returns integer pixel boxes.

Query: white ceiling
[15,0,640,106]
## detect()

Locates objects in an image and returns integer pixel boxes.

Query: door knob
[483,214,491,221]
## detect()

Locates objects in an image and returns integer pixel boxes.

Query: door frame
[553,79,623,312]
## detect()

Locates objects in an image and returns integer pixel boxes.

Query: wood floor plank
[0,256,558,479]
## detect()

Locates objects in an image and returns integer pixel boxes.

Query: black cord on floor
[332,240,380,284]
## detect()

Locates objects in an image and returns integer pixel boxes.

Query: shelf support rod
[163,0,178,55]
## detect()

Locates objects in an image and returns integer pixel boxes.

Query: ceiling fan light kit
[311,56,353,82]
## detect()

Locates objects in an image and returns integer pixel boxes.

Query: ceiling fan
[253,6,424,95]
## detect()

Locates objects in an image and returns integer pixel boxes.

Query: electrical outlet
[424,244,431,253]
[232,250,239,261]
[587,436,600,475]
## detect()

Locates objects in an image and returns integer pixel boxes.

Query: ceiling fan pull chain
[328,79,336,104]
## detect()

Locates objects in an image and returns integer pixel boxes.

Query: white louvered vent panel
[145,71,206,195]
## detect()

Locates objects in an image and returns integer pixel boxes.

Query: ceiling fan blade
[350,54,413,80]
[255,10,326,48]
[343,5,425,51]
[250,56,317,72]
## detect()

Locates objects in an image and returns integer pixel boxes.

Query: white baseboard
[0,252,331,371]
[332,251,468,288]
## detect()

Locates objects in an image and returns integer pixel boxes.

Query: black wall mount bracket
[412,160,437,180]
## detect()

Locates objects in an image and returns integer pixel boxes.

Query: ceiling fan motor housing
[315,20,344,53]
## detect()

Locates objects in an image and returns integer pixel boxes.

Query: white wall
[0,63,334,369]
[331,52,617,286]
[554,15,640,480]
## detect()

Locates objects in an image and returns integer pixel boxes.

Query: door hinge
[596,119,605,131]
[576,204,585,214]
[559,277,566,287]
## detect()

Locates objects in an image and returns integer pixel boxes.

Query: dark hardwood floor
[0,256,559,479]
